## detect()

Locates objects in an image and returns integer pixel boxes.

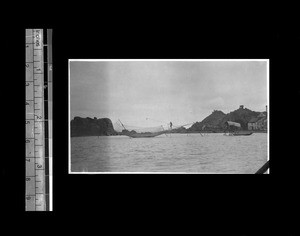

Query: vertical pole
[118,119,126,130]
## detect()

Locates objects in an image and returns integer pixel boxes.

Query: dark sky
[70,60,268,128]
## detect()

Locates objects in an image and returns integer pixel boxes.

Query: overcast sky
[70,60,268,128]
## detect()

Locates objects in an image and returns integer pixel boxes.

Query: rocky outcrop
[121,129,137,135]
[71,116,116,137]
[188,110,226,131]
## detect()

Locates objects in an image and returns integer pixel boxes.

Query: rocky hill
[219,107,260,130]
[71,116,116,137]
[188,106,263,131]
[188,110,226,131]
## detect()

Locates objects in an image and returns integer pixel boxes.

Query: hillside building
[248,109,268,131]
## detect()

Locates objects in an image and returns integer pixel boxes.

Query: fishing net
[113,120,194,134]
[113,121,167,133]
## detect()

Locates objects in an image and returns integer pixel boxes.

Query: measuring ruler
[25,29,52,211]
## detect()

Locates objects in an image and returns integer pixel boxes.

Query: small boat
[231,131,253,136]
[223,121,253,136]
[124,131,167,138]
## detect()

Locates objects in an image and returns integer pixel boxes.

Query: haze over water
[71,133,268,174]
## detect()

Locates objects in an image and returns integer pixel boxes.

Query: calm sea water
[71,133,268,173]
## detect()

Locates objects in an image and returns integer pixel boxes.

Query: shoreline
[71,130,267,138]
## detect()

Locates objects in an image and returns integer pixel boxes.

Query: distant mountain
[71,116,116,137]
[188,106,263,131]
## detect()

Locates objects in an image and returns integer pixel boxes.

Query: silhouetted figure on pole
[170,122,173,130]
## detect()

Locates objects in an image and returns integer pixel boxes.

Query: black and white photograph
[4,20,299,232]
[69,59,269,174]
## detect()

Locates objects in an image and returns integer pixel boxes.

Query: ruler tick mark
[26,29,52,212]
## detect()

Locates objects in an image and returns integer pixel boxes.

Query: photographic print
[69,59,269,174]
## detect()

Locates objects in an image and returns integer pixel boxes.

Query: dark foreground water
[70,133,268,173]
